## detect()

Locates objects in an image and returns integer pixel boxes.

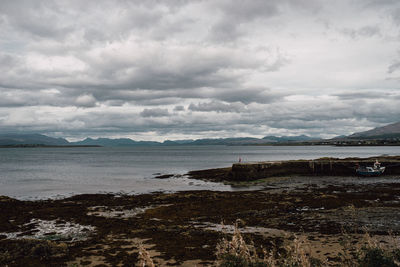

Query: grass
[215,221,400,267]
[215,221,322,267]
[135,220,400,266]
[138,243,155,267]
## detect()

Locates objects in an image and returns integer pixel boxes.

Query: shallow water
[0,145,399,199]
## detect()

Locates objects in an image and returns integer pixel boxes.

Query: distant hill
[163,139,195,145]
[71,138,160,146]
[189,137,266,145]
[349,121,400,139]
[0,133,319,147]
[71,135,318,146]
[72,137,271,146]
[0,133,69,146]
[262,135,315,142]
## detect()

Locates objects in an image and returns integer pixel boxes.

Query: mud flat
[1,171,400,266]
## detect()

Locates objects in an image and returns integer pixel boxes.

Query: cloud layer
[1,0,400,140]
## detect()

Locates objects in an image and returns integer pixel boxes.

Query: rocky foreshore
[1,171,400,266]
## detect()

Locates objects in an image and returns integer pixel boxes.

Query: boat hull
[356,167,385,177]
[356,170,383,176]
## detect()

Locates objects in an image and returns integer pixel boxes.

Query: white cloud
[75,94,97,107]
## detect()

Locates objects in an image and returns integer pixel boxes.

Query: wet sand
[1,174,400,266]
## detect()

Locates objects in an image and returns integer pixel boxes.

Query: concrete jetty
[230,156,400,181]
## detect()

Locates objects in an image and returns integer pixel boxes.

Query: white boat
[356,159,385,176]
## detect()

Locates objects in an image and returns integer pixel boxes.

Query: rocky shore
[1,168,400,266]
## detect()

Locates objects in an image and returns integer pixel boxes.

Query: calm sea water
[0,145,399,199]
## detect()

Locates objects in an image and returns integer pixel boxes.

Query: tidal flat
[1,173,400,266]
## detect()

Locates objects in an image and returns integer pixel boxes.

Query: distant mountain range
[71,135,316,146]
[0,133,317,147]
[73,137,160,146]
[1,121,399,147]
[348,121,400,140]
[0,133,69,146]
[262,135,315,142]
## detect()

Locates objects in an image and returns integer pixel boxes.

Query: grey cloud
[188,101,246,113]
[0,53,20,69]
[0,1,74,39]
[216,0,280,22]
[105,87,283,105]
[140,108,170,118]
[80,44,262,91]
[358,26,381,37]
[208,0,280,42]
[103,100,126,107]
[340,25,381,39]
[173,105,185,111]
[214,87,284,104]
[391,8,400,25]
[362,0,400,25]
[0,88,74,107]
[209,20,244,42]
[1,0,400,139]
[365,0,399,6]
[75,94,97,107]
[0,1,289,108]
[0,0,169,41]
[334,90,400,100]
[388,62,400,73]
[2,91,400,139]
[208,0,322,42]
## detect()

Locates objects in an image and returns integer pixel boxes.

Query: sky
[1,0,400,141]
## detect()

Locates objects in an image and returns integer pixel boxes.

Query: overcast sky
[1,0,400,141]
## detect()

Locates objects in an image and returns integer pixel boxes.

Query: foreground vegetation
[213,222,400,267]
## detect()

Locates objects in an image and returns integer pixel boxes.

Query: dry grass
[133,218,400,266]
[138,243,155,267]
[215,220,400,267]
[215,220,321,267]
[215,221,257,264]
[338,226,400,267]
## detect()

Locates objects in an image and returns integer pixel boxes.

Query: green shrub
[219,254,268,267]
[358,247,399,267]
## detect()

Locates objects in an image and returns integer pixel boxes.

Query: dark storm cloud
[1,0,400,140]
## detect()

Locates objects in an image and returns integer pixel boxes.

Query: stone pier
[230,156,400,181]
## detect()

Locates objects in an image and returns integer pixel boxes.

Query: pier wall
[230,157,400,181]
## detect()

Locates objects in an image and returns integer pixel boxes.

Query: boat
[356,159,385,176]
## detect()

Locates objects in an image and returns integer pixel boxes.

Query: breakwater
[230,156,400,181]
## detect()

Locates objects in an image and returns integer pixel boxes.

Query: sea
[1,145,400,200]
